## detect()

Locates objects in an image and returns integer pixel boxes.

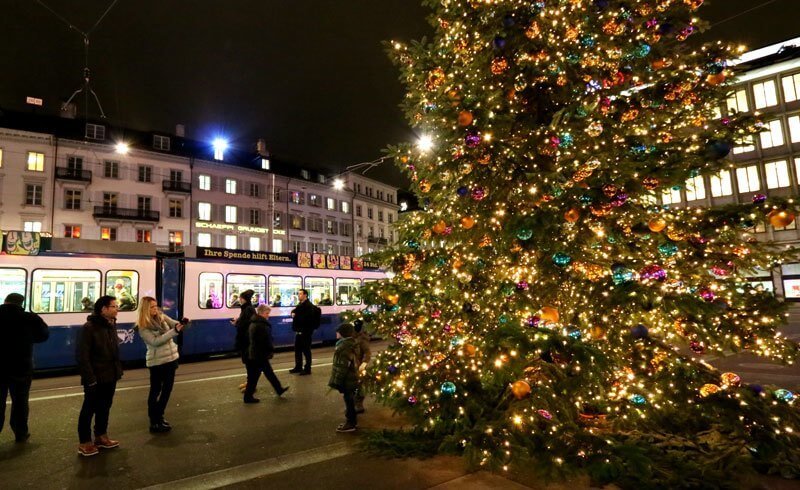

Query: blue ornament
[566,53,581,64]
[671,185,682,191]
[634,43,651,58]
[774,388,796,402]
[611,264,635,285]
[658,242,679,257]
[689,168,700,178]
[567,328,582,340]
[441,381,457,396]
[629,394,647,405]
[552,252,572,267]
[516,228,533,241]
[606,235,617,244]
[502,14,516,28]
[580,35,596,48]
[457,186,469,197]
[749,384,764,395]
[436,257,447,267]
[388,365,398,374]
[493,36,507,50]
[499,314,508,324]
[704,139,733,160]
[450,336,463,347]
[406,239,419,249]
[631,324,649,339]
[559,133,574,148]
[579,194,593,204]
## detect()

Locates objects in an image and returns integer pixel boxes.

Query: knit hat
[4,293,24,306]
[239,290,255,303]
[337,323,355,338]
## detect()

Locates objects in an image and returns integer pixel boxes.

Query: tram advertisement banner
[297,252,312,268]
[312,253,326,269]
[326,255,339,269]
[340,255,352,270]
[196,247,294,265]
[4,231,41,255]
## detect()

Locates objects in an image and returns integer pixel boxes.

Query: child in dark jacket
[328,323,358,432]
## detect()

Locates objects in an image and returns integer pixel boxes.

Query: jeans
[293,332,312,371]
[78,381,116,443]
[148,361,177,424]
[244,359,282,396]
[340,388,357,426]
[0,375,32,439]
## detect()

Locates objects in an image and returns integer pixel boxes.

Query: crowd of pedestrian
[0,289,372,458]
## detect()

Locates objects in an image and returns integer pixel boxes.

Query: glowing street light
[115,142,129,154]
[332,178,345,190]
[212,138,228,160]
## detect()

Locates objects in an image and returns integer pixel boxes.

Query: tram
[0,238,384,371]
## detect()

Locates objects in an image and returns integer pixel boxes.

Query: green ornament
[658,242,679,257]
[552,252,572,267]
[441,381,457,395]
[516,228,533,240]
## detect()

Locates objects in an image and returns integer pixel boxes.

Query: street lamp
[115,142,129,154]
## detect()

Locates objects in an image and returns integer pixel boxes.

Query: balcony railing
[55,167,92,183]
[162,180,191,193]
[93,206,160,222]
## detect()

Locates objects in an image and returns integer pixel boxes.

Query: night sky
[0,0,797,186]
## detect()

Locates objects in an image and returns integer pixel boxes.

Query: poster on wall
[783,279,800,299]
[297,252,312,268]
[4,231,41,255]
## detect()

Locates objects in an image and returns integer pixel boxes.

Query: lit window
[752,80,778,109]
[782,73,800,103]
[736,165,761,193]
[225,235,237,249]
[261,158,270,170]
[341,201,350,214]
[64,225,81,238]
[198,202,211,221]
[169,231,183,246]
[710,170,734,197]
[199,174,211,191]
[27,152,44,172]
[226,179,237,194]
[685,176,706,201]
[326,197,335,210]
[764,160,791,189]
[787,116,800,143]
[249,237,260,251]
[733,135,755,155]
[272,239,283,253]
[197,233,211,247]
[101,227,117,241]
[0,148,3,167]
[23,221,42,232]
[726,89,749,113]
[136,229,152,243]
[225,205,237,223]
[759,120,785,149]
[309,194,320,207]
[301,169,310,180]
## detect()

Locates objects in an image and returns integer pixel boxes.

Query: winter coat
[76,314,123,386]
[0,303,49,377]
[137,314,182,367]
[328,337,358,393]
[247,316,274,362]
[291,299,320,335]
[354,331,371,367]
[234,301,256,353]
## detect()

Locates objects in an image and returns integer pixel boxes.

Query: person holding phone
[135,296,188,433]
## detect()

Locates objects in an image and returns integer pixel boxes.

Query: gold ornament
[461,216,476,229]
[419,179,432,193]
[642,176,660,190]
[666,226,686,241]
[425,68,446,90]
[491,57,509,75]
[510,380,532,399]
[699,384,721,398]
[648,218,667,232]
[768,210,796,228]
[464,344,477,357]
[457,110,474,126]
[432,220,447,235]
[720,372,741,387]
[589,325,606,339]
[540,306,559,323]
[525,21,541,39]
[564,208,580,223]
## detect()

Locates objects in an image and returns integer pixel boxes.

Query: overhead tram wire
[34,0,120,119]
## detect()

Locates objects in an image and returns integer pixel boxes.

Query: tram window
[363,278,380,284]
[268,275,302,306]
[0,268,27,305]
[336,278,362,306]
[105,270,139,311]
[226,274,267,307]
[305,277,334,306]
[30,269,101,313]
[199,272,223,309]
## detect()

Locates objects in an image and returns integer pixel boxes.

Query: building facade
[0,110,400,256]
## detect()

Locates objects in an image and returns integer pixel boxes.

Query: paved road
[2,308,800,490]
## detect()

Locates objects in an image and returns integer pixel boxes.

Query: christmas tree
[355,0,800,486]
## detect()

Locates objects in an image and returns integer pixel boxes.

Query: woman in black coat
[243,304,288,403]
[232,290,256,392]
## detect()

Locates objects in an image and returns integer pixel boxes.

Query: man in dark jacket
[76,295,123,457]
[289,288,320,375]
[233,290,256,393]
[243,305,289,403]
[0,293,49,443]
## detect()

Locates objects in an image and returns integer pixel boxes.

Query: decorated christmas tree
[356,0,800,486]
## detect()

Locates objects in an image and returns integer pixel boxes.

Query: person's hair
[4,293,24,306]
[239,289,254,303]
[256,304,271,316]
[337,322,355,338]
[135,296,159,329]
[94,295,117,315]
[298,289,309,297]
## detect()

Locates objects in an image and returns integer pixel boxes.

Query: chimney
[256,138,269,157]
[60,102,77,119]
[175,124,185,137]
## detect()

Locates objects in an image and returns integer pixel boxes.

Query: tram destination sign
[196,247,295,264]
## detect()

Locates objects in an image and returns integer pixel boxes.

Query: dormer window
[301,169,310,180]
[153,135,171,151]
[85,123,105,140]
